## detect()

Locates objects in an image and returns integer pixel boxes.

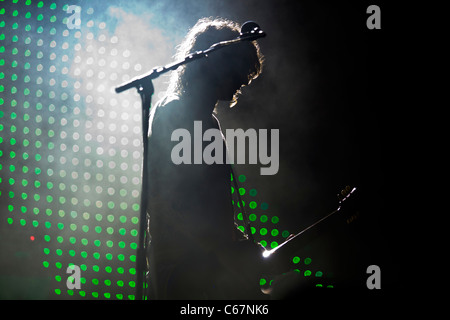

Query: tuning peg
[338,185,354,202]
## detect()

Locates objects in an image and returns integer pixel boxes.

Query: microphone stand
[114,25,265,300]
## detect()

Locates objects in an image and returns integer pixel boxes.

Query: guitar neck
[261,187,359,273]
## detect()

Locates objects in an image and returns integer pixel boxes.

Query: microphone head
[240,21,261,34]
[240,21,266,40]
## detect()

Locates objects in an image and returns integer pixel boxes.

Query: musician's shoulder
[158,94,180,109]
[154,95,182,120]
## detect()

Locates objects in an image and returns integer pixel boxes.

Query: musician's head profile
[166,17,264,107]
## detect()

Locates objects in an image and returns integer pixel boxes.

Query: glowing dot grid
[0,1,331,299]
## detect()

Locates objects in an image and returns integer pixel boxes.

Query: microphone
[239,21,266,41]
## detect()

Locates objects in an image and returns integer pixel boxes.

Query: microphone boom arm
[114,28,265,93]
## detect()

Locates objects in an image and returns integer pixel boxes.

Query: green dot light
[0,1,144,300]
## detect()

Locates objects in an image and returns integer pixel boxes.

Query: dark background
[209,0,400,291]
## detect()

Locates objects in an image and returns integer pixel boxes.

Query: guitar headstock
[337,185,357,204]
[337,185,359,225]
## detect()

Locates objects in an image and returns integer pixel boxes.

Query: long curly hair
[165,17,264,107]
